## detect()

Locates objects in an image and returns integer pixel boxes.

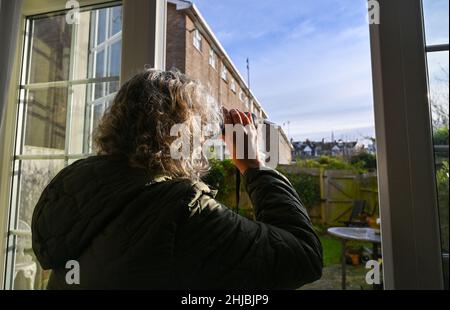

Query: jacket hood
[31,155,152,269]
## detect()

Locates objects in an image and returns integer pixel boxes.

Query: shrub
[278,169,321,209]
[202,159,235,201]
[434,127,449,146]
[296,158,323,169]
[297,155,367,173]
[436,161,449,252]
[350,152,377,171]
[318,156,355,171]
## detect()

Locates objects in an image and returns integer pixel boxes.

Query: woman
[32,69,322,289]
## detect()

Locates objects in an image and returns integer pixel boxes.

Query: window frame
[208,48,217,69]
[193,28,202,52]
[230,78,236,93]
[239,90,244,102]
[244,96,249,109]
[220,63,228,82]
[3,2,124,290]
[423,0,449,289]
[2,0,446,291]
[0,0,167,290]
[369,0,445,289]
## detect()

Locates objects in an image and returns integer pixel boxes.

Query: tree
[351,152,377,171]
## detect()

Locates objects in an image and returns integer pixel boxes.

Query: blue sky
[192,0,449,142]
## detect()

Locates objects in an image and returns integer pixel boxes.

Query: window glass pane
[22,87,68,154]
[94,50,105,99]
[108,81,120,95]
[110,6,122,36]
[107,40,121,95]
[95,83,105,100]
[12,160,65,290]
[68,84,89,155]
[28,10,101,83]
[89,11,96,49]
[423,0,449,45]
[16,160,65,234]
[109,40,121,77]
[97,9,107,44]
[85,102,107,153]
[93,103,105,134]
[427,51,449,257]
[95,49,106,78]
[28,15,73,83]
[72,10,93,80]
[193,29,202,50]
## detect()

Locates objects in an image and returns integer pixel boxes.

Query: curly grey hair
[94,69,222,180]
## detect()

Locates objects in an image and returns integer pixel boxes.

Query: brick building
[166,0,293,165]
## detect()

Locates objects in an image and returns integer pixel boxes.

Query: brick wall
[166,4,264,116]
[166,3,186,72]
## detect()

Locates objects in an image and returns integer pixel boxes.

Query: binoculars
[220,112,273,135]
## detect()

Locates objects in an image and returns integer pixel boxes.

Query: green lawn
[320,235,342,266]
[319,235,373,267]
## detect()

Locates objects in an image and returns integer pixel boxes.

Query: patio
[301,265,372,290]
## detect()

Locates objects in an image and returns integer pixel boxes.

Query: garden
[203,152,382,290]
[203,124,450,290]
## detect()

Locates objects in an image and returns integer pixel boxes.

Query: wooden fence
[279,165,379,225]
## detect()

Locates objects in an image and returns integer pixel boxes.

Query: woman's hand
[222,108,263,175]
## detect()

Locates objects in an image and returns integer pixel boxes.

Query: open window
[4,2,123,290]
[423,0,449,289]
[0,0,167,290]
[0,0,447,290]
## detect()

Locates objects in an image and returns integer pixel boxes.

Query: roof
[278,127,294,150]
[332,145,341,151]
[293,140,358,153]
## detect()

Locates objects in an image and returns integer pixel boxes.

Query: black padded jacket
[32,155,322,289]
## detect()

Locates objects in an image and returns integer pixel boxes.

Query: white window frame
[230,79,236,93]
[87,6,123,152]
[239,90,244,102]
[220,63,228,82]
[2,2,123,290]
[369,0,444,289]
[0,0,167,290]
[193,29,202,52]
[249,99,254,112]
[89,7,122,100]
[208,48,217,69]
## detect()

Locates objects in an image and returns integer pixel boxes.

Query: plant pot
[349,253,360,266]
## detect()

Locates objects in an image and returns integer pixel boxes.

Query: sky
[423,0,450,126]
[191,0,449,142]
